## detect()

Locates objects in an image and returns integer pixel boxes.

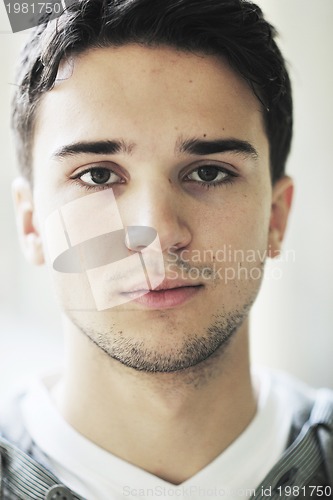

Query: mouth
[120,282,204,309]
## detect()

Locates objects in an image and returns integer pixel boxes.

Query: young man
[1,0,332,498]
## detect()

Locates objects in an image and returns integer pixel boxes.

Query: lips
[120,279,203,309]
[153,279,201,292]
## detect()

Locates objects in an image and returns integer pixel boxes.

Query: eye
[76,167,124,186]
[185,165,236,186]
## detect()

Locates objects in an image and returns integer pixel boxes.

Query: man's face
[23,45,283,372]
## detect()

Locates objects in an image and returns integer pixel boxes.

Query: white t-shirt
[21,368,299,500]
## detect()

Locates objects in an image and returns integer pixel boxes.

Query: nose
[124,226,157,251]
[120,181,192,253]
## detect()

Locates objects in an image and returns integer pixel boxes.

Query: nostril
[125,226,158,251]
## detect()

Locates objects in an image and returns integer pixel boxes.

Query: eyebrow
[51,137,258,161]
[52,139,135,159]
[176,137,259,159]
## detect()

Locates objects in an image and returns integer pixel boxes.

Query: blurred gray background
[0,0,332,394]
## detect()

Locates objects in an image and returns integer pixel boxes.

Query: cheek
[51,272,97,311]
[197,195,271,254]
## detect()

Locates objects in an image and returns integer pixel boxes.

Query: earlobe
[12,177,45,266]
[268,176,294,258]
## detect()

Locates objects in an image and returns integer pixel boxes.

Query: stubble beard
[67,256,264,374]
[68,301,253,374]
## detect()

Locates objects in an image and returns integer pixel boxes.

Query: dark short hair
[12,0,292,184]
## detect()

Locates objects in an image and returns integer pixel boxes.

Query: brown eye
[186,165,229,184]
[78,167,122,186]
[89,168,111,184]
[196,166,221,182]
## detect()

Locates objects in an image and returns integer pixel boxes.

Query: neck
[53,316,257,485]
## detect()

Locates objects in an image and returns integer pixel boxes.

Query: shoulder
[253,368,333,495]
[260,368,333,434]
[268,369,333,426]
[272,369,333,485]
[0,383,52,467]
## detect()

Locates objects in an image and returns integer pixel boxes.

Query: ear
[268,176,294,258]
[12,177,45,265]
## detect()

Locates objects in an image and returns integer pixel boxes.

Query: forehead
[32,44,267,164]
